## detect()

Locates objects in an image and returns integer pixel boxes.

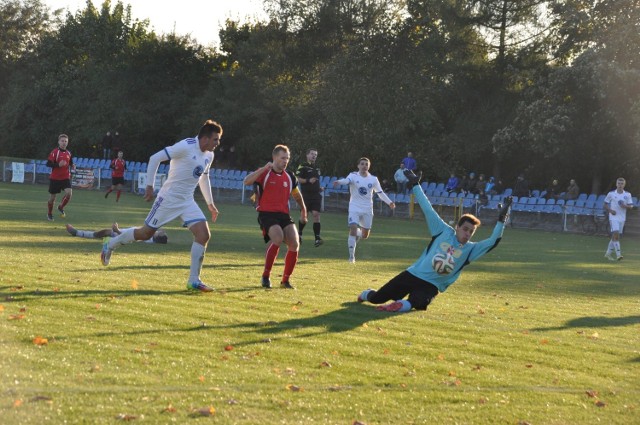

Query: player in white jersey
[603,177,634,261]
[333,157,395,263]
[100,120,222,292]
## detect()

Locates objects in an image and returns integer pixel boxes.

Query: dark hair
[273,145,290,156]
[307,148,318,154]
[458,213,481,227]
[198,120,223,138]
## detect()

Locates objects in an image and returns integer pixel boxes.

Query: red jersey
[110,158,126,178]
[47,148,73,180]
[255,168,298,214]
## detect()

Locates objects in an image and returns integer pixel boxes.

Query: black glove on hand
[498,196,513,222]
[403,170,422,188]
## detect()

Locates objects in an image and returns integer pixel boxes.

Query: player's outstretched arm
[243,163,272,186]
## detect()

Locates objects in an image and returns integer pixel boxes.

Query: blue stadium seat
[435,183,445,192]
[503,188,513,197]
[577,193,588,202]
[531,190,540,198]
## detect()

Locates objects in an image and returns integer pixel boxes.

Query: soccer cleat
[348,256,356,264]
[617,255,623,261]
[66,224,77,236]
[314,238,324,247]
[100,237,113,266]
[375,301,404,312]
[280,281,295,289]
[47,214,54,221]
[187,280,214,292]
[57,205,66,218]
[104,192,109,199]
[604,252,616,261]
[261,276,272,288]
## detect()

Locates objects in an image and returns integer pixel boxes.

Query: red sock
[106,188,113,194]
[282,250,298,282]
[60,195,70,208]
[263,243,280,277]
[47,200,54,214]
[116,190,121,201]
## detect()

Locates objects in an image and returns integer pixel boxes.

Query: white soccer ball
[432,253,455,275]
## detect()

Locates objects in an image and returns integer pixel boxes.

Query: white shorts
[348,209,373,229]
[144,195,205,229]
[609,219,625,234]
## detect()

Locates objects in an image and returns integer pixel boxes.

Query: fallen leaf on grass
[320,361,332,368]
[8,314,25,320]
[588,332,599,340]
[161,405,177,413]
[33,336,48,345]
[224,345,234,351]
[29,395,52,402]
[353,421,367,425]
[199,376,205,382]
[286,384,304,392]
[131,280,138,290]
[595,400,606,407]
[115,413,137,421]
[19,307,27,312]
[190,406,215,417]
[525,364,533,368]
[13,399,23,408]
[539,339,549,345]
[0,305,4,311]
[586,390,599,398]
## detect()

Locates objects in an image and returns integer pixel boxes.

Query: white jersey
[342,172,387,213]
[605,189,633,222]
[153,138,214,201]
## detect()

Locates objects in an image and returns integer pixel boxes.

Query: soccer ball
[432,253,455,275]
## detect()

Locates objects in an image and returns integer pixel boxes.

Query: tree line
[1,0,638,194]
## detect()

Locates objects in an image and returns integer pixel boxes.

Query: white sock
[356,228,362,241]
[77,230,95,239]
[359,289,373,302]
[348,235,357,259]
[396,300,412,312]
[189,242,206,282]
[606,241,614,253]
[108,227,135,249]
[613,241,621,257]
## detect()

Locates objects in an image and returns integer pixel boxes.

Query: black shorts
[302,195,322,213]
[258,212,295,243]
[49,179,71,194]
[111,176,125,186]
[368,270,439,311]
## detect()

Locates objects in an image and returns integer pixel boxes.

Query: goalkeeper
[358,170,512,312]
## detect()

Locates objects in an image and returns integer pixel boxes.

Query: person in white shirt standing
[333,157,395,263]
[604,177,634,261]
[100,120,222,292]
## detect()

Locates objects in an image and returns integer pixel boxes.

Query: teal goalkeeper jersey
[406,186,505,292]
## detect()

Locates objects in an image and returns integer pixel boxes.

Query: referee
[296,148,324,247]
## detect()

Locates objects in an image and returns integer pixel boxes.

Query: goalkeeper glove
[498,196,513,223]
[403,170,422,188]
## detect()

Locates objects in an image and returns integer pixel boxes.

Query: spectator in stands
[491,178,504,196]
[102,131,113,159]
[445,173,459,193]
[513,174,530,198]
[394,163,409,194]
[381,178,394,193]
[467,172,479,195]
[485,176,495,194]
[474,174,486,197]
[402,152,417,171]
[545,179,561,200]
[564,179,580,200]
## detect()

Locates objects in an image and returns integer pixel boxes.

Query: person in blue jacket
[358,170,512,312]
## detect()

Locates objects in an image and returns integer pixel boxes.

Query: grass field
[1,182,639,424]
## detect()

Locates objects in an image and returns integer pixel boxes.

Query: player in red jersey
[104,150,127,201]
[46,134,75,220]
[244,145,308,289]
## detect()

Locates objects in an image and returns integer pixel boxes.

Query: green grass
[1,182,639,424]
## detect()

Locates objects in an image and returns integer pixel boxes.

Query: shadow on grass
[0,286,255,301]
[530,315,640,332]
[51,302,395,344]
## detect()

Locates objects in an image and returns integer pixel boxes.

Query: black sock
[313,222,321,239]
[298,220,306,235]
